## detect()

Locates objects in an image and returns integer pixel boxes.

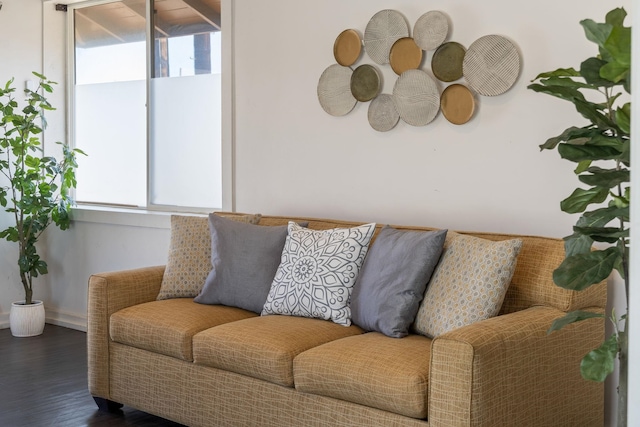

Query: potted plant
[528,7,630,427]
[0,72,84,337]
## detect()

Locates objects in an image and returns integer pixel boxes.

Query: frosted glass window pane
[74,1,147,207]
[75,81,147,206]
[150,74,222,208]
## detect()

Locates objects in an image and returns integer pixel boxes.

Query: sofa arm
[87,265,165,398]
[428,305,604,427]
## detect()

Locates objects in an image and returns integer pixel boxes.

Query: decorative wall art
[317,9,522,131]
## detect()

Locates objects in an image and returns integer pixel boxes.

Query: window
[72,0,223,210]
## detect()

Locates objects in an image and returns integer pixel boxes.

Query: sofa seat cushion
[192,315,363,387]
[110,298,257,361]
[293,332,432,419]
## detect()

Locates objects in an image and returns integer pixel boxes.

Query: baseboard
[46,309,87,332]
[0,312,8,329]
[0,308,87,332]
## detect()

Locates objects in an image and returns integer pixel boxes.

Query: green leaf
[615,103,631,134]
[531,68,580,81]
[615,239,628,279]
[610,189,630,209]
[560,187,609,214]
[580,57,614,87]
[527,83,587,104]
[19,255,32,275]
[563,232,594,257]
[574,160,592,175]
[558,144,624,163]
[604,26,631,67]
[585,133,625,149]
[605,8,627,27]
[573,99,613,128]
[580,205,629,226]
[35,260,48,275]
[563,207,627,257]
[572,226,628,244]
[601,62,629,84]
[580,334,618,382]
[548,310,604,334]
[539,126,594,151]
[578,169,629,188]
[553,247,619,291]
[580,19,612,49]
[538,76,594,90]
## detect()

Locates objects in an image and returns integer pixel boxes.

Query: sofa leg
[93,396,124,413]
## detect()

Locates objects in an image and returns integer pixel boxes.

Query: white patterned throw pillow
[412,233,523,337]
[262,221,376,326]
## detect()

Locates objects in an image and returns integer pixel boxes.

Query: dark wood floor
[0,324,184,427]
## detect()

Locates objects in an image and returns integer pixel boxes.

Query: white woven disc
[413,11,449,51]
[368,94,400,132]
[364,9,409,65]
[392,69,440,126]
[463,34,520,96]
[317,64,357,117]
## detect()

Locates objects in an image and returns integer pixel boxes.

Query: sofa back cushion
[230,213,606,313]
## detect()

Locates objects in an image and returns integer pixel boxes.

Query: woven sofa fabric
[294,332,432,419]
[492,233,606,314]
[110,298,257,361]
[109,342,429,427]
[192,314,363,387]
[88,266,165,398]
[157,213,261,300]
[428,305,605,427]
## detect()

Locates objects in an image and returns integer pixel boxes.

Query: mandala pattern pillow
[412,234,523,337]
[262,222,376,326]
[157,213,261,300]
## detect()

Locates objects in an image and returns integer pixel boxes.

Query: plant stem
[23,281,33,305]
[617,326,628,427]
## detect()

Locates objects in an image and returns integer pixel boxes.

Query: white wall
[0,0,44,321]
[0,0,632,425]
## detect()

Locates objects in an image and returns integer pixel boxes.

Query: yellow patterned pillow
[157,213,262,300]
[412,233,522,337]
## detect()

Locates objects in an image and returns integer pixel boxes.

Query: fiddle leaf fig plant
[528,7,630,427]
[0,72,85,305]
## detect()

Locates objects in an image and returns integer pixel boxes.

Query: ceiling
[74,0,221,48]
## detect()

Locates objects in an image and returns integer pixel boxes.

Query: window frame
[66,0,235,218]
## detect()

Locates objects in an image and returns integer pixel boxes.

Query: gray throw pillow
[350,226,447,338]
[194,214,301,313]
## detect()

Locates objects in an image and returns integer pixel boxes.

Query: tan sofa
[87,214,606,427]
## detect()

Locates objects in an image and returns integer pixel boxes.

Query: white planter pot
[10,300,45,337]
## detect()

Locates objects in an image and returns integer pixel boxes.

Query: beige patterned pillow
[157,213,262,300]
[412,233,522,337]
